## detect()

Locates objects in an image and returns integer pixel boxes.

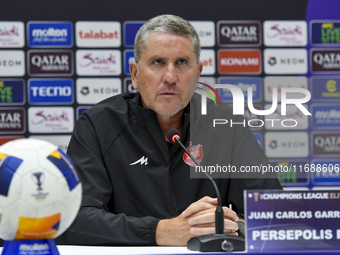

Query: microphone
[166,129,245,252]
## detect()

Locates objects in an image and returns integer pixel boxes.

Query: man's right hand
[155,196,239,246]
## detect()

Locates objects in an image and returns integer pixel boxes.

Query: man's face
[130,34,203,117]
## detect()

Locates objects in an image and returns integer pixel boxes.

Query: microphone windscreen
[166,128,181,144]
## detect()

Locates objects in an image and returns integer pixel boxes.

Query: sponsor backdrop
[0,0,339,190]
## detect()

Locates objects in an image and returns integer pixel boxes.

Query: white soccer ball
[0,138,82,240]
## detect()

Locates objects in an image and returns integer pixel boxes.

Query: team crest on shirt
[183,142,203,166]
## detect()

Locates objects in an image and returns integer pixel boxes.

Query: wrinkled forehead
[142,33,196,57]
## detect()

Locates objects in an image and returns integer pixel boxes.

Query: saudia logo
[197,82,311,128]
[79,53,116,67]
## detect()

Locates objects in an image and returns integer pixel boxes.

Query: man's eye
[178,59,187,65]
[153,59,163,65]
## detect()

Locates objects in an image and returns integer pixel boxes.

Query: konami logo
[76,21,121,48]
[218,49,261,74]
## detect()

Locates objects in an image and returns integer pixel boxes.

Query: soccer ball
[0,138,82,240]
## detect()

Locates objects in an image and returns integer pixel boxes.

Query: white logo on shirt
[129,156,149,166]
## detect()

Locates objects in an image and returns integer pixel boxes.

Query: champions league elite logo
[183,142,203,166]
[31,172,45,191]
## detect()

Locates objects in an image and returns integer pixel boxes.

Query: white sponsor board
[76,50,121,76]
[265,132,309,158]
[0,50,25,76]
[75,21,121,47]
[264,49,307,74]
[264,76,308,102]
[76,78,122,104]
[264,104,309,130]
[0,22,25,47]
[28,107,74,133]
[200,49,215,75]
[29,135,71,152]
[264,21,307,46]
[190,21,215,47]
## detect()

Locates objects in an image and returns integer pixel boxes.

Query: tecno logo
[29,79,73,104]
[31,86,71,97]
[76,21,121,47]
[218,49,261,74]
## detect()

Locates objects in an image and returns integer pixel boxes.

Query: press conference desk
[2,246,340,255]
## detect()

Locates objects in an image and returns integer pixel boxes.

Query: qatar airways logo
[195,82,311,129]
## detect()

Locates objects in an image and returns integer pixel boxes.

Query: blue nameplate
[1,239,59,255]
[245,190,340,252]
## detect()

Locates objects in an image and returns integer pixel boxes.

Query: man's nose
[163,63,178,85]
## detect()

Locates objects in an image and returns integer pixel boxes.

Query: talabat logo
[190,21,215,47]
[311,49,340,73]
[264,21,307,46]
[76,21,121,47]
[217,21,261,47]
[0,50,25,77]
[27,22,73,47]
[28,79,73,104]
[264,49,307,74]
[310,21,340,45]
[196,81,311,129]
[264,77,307,102]
[200,49,215,75]
[311,78,340,100]
[28,50,73,76]
[0,22,25,47]
[0,80,25,105]
[218,49,261,74]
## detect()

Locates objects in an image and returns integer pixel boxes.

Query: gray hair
[134,14,201,64]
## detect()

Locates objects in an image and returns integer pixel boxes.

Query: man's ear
[130,61,139,90]
[197,61,203,78]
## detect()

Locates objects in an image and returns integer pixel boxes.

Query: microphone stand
[172,135,245,252]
